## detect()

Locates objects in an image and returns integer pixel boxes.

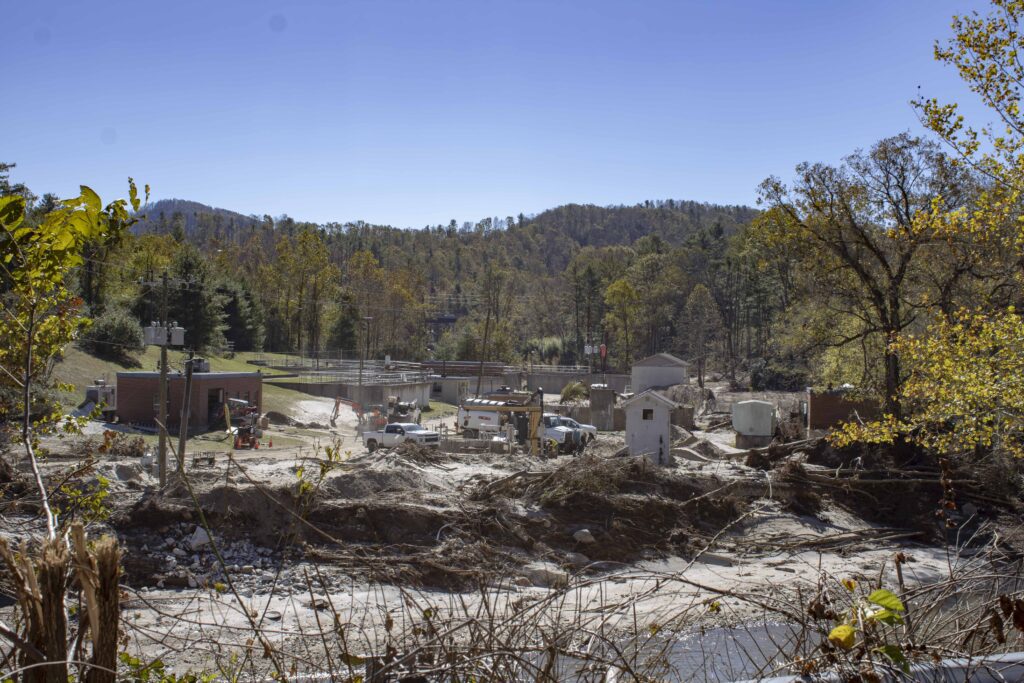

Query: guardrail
[522,365,592,374]
[251,354,600,379]
[746,652,1024,682]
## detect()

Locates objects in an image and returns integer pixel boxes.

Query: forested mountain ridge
[132,198,259,240]
[522,201,757,249]
[107,195,765,367]
[134,197,757,256]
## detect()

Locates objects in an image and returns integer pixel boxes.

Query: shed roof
[632,353,688,368]
[620,389,679,410]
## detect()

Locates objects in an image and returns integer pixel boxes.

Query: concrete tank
[732,400,776,448]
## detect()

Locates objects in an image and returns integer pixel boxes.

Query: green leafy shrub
[560,381,588,403]
[80,306,144,360]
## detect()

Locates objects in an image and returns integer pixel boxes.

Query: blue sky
[4,0,988,228]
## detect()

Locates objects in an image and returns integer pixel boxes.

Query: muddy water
[654,623,808,681]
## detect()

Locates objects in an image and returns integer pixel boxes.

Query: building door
[208,388,224,427]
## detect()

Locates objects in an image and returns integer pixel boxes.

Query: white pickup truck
[363,423,440,452]
[554,416,598,443]
[541,414,584,453]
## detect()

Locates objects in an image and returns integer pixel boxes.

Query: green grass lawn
[424,400,458,419]
[54,346,317,418]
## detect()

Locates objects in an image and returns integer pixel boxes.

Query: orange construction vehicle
[330,396,390,429]
[225,398,261,449]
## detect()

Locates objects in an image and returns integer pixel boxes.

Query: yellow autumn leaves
[833,307,1024,458]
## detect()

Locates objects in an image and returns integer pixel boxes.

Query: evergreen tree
[167,244,226,352]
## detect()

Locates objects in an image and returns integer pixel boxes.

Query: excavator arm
[331,396,365,426]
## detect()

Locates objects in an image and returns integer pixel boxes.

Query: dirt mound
[302,455,753,587]
[803,438,934,471]
[264,411,293,425]
[307,500,451,545]
[485,456,747,563]
[120,482,304,546]
[120,493,194,527]
[113,442,1009,592]
[785,446,962,538]
[690,439,728,460]
[324,465,440,499]
[530,456,701,505]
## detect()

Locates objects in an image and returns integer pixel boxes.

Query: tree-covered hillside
[134,197,756,275]
[132,198,258,241]
[111,195,766,369]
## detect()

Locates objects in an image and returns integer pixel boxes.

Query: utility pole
[158,272,169,487]
[176,352,195,474]
[141,272,184,486]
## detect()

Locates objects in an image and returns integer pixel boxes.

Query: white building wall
[407,382,432,406]
[432,376,506,404]
[433,378,471,404]
[631,365,688,393]
[625,401,672,465]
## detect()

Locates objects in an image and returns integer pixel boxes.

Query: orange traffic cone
[255,440,260,450]
[268,438,273,448]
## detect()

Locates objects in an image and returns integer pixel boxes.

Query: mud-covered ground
[2,388,1022,679]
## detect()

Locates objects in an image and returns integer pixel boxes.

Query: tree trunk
[72,526,121,683]
[884,340,902,419]
[0,538,70,683]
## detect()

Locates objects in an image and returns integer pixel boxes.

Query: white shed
[732,399,777,448]
[631,353,690,393]
[622,390,677,465]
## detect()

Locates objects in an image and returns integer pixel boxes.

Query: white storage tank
[732,400,776,448]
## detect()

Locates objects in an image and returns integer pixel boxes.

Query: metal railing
[522,365,592,374]
[250,353,605,381]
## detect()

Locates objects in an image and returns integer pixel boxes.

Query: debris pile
[111,448,763,589]
[76,412,1024,595]
[500,455,747,563]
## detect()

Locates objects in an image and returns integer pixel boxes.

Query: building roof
[116,371,262,380]
[632,353,688,368]
[620,389,679,410]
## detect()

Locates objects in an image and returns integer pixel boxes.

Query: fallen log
[782,530,924,551]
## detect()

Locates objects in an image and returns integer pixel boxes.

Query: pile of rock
[132,522,355,597]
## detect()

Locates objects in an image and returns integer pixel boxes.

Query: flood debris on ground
[1,396,1023,679]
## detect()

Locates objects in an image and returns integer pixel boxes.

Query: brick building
[115,370,262,431]
[806,388,879,431]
